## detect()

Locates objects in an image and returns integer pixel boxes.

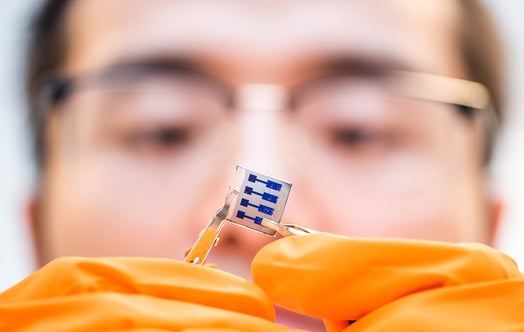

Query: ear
[25,192,44,266]
[485,194,504,247]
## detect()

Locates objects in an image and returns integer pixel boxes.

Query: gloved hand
[252,233,524,332]
[0,257,291,331]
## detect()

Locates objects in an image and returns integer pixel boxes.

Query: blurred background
[1,0,523,290]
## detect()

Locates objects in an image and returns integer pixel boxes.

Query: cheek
[289,152,485,242]
[43,188,189,260]
[39,156,233,262]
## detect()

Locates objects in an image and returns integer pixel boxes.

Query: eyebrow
[97,54,233,90]
[311,54,414,78]
[49,54,234,109]
[286,54,413,103]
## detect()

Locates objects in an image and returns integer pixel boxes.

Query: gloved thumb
[251,233,524,331]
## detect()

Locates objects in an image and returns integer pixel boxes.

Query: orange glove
[252,233,524,332]
[0,257,291,331]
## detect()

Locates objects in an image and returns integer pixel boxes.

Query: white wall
[485,0,524,270]
[1,1,523,290]
[0,0,38,290]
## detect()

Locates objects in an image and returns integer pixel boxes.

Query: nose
[232,84,289,176]
[211,84,292,258]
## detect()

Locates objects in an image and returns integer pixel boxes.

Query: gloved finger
[251,233,521,321]
[0,291,293,331]
[346,279,524,332]
[1,256,275,321]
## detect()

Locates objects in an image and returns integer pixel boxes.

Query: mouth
[275,306,324,331]
[207,251,324,330]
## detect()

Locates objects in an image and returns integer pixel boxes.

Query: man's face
[36,0,494,324]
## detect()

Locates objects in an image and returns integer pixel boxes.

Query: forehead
[64,0,463,80]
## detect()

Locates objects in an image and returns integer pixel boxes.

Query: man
[1,0,522,331]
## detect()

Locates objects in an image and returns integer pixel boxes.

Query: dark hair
[25,0,506,173]
[26,0,72,170]
[458,0,506,164]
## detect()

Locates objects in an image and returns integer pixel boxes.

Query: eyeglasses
[44,62,490,113]
[38,63,493,199]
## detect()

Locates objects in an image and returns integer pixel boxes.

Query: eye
[330,127,383,148]
[125,126,192,155]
